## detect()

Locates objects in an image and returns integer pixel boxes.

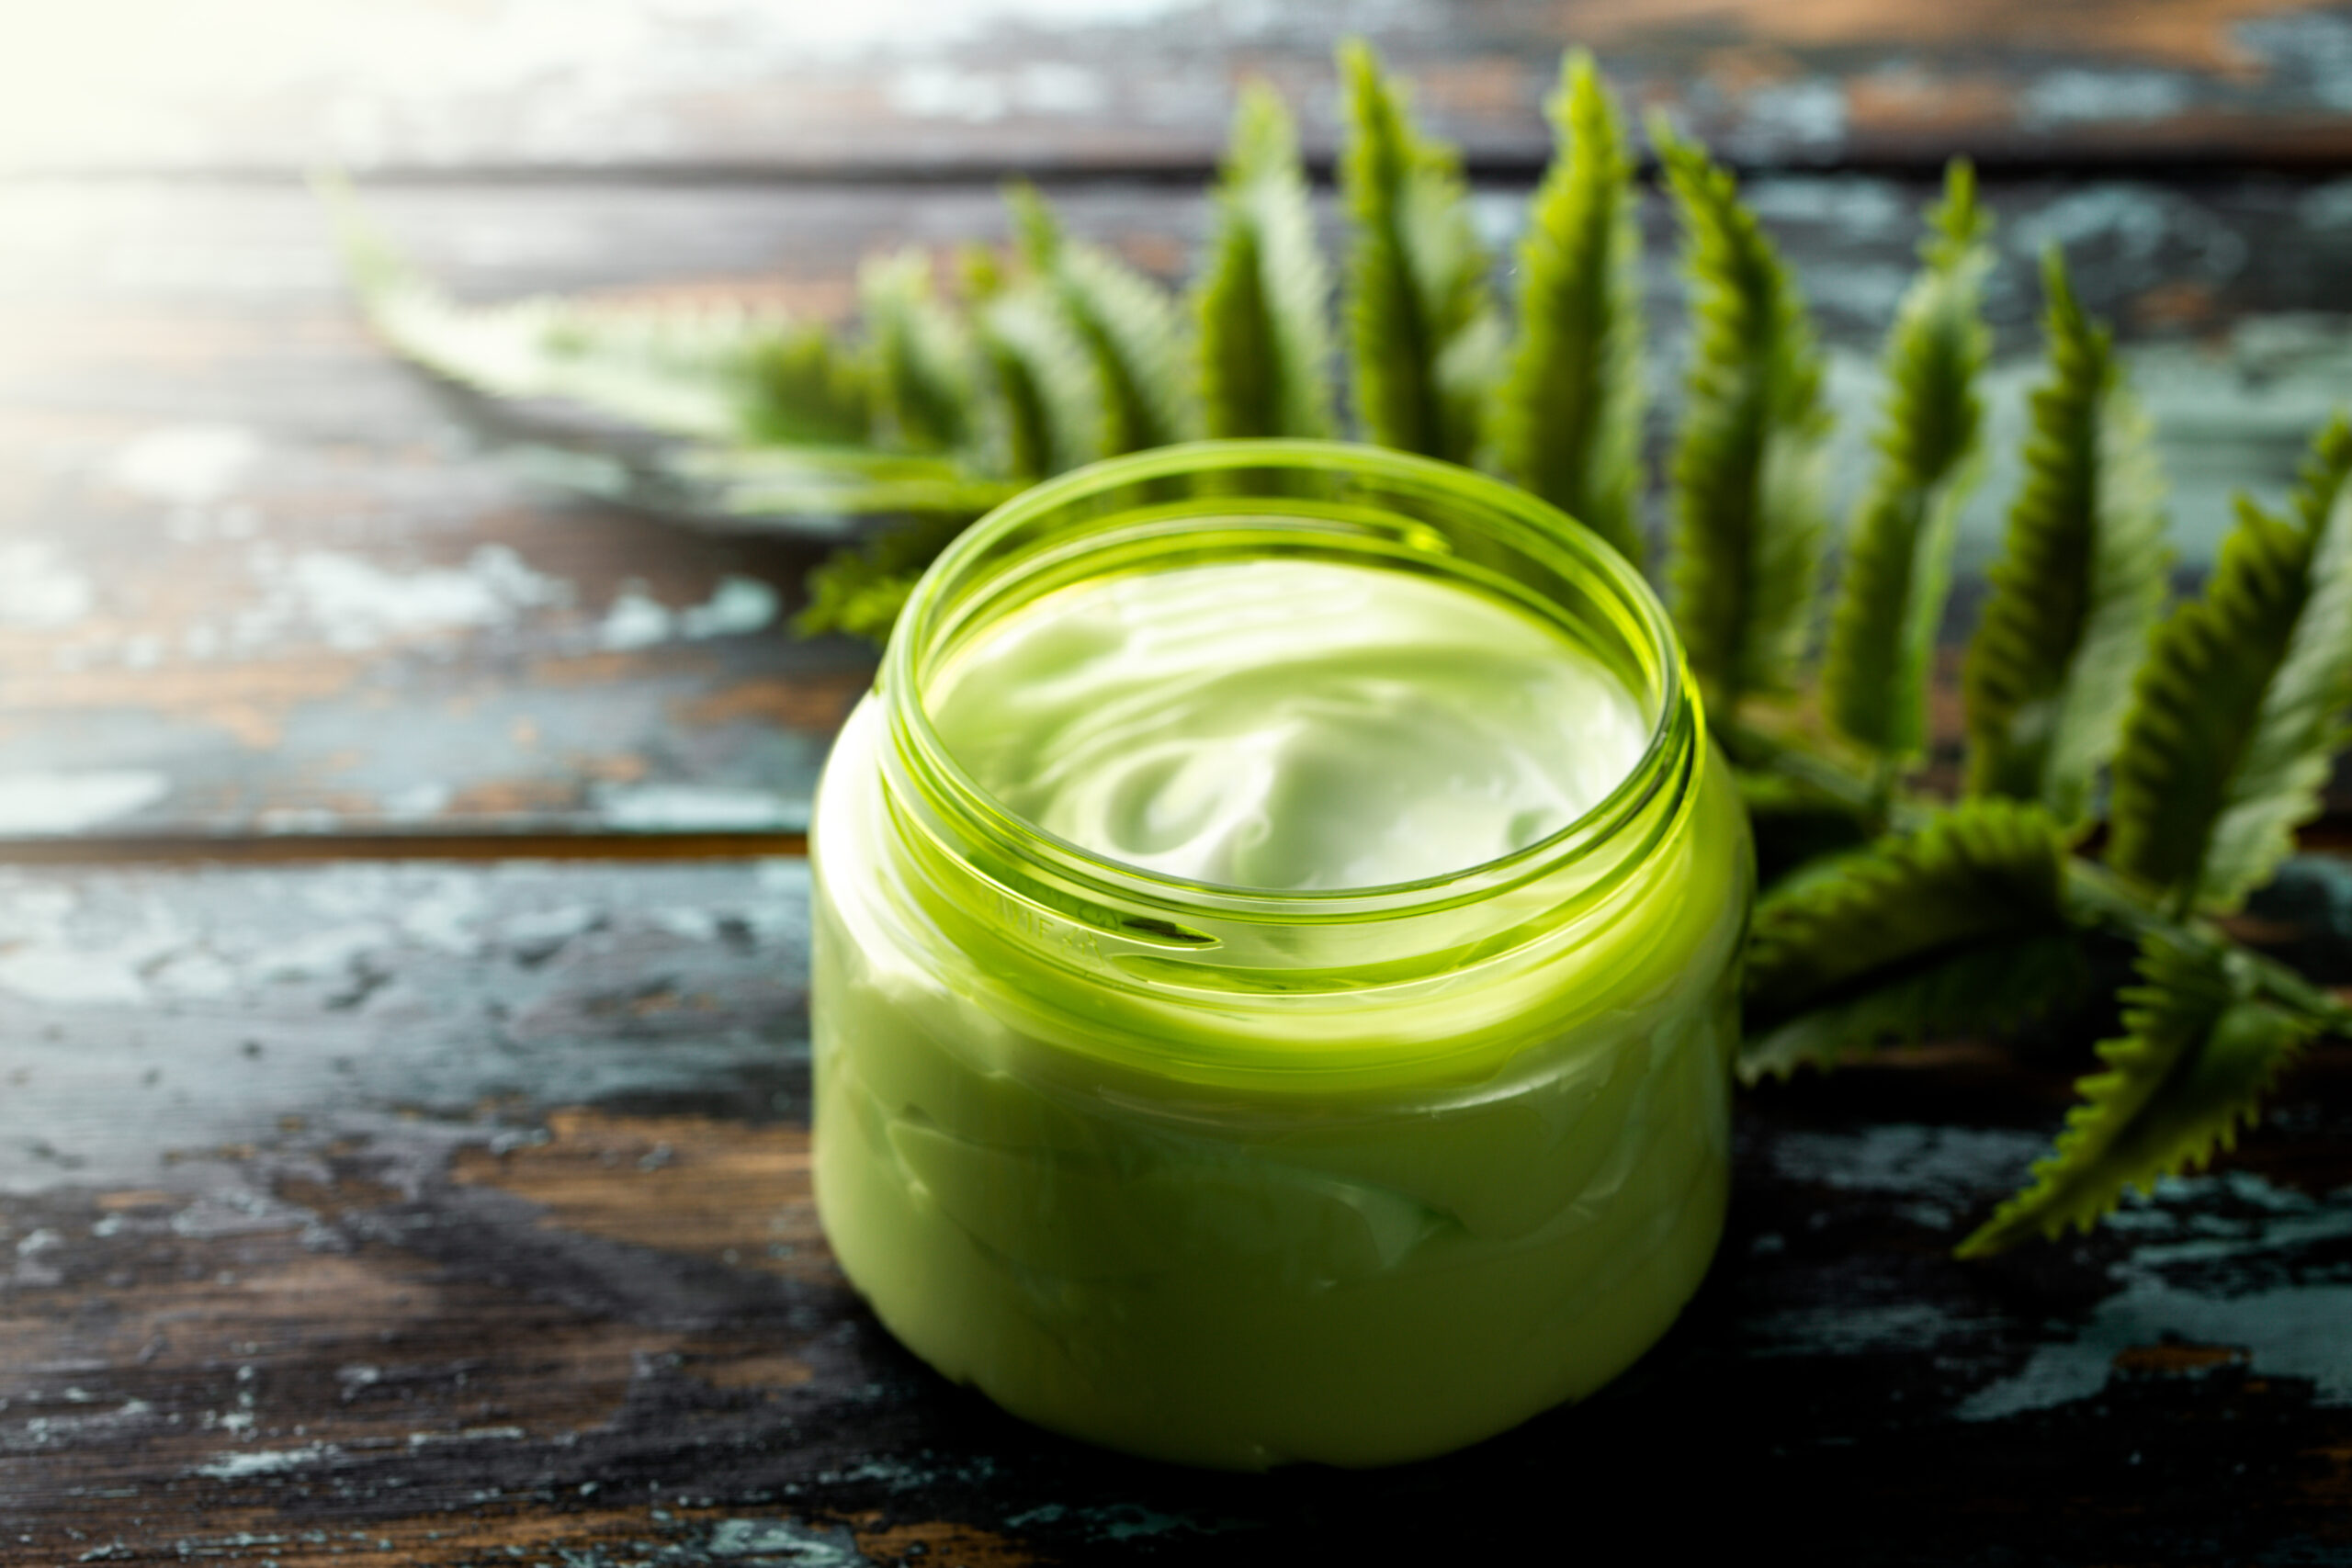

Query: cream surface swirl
[925,557,1647,890]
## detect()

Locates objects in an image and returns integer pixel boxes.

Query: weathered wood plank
[3,175,2348,836]
[0,859,2345,1562]
[9,0,2352,176]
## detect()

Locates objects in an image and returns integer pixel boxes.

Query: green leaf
[1961,248,2170,822]
[324,177,1028,529]
[1338,39,1500,465]
[1491,51,1646,566]
[860,250,983,455]
[1741,797,2077,1081]
[660,446,1016,523]
[795,513,977,643]
[1822,161,1995,760]
[332,188,872,447]
[2108,413,2352,912]
[2282,412,2352,536]
[1195,84,1338,441]
[1956,933,2315,1257]
[1008,184,1196,453]
[967,257,1110,481]
[1655,118,1833,716]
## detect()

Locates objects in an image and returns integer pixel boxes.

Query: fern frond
[662,446,1016,523]
[1008,184,1196,453]
[1746,938,2085,1086]
[1956,934,2314,1256]
[2284,412,2352,536]
[323,177,1037,536]
[794,513,976,643]
[1742,797,2077,1081]
[968,265,1110,482]
[2108,415,2352,911]
[1195,84,1337,441]
[1492,51,1645,565]
[1338,39,1499,465]
[860,250,982,455]
[333,193,872,448]
[1821,163,1994,760]
[1962,249,2170,821]
[1656,118,1833,716]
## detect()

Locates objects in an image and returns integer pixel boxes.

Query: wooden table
[3,5,2350,1561]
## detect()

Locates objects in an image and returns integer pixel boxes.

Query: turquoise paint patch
[703,1516,865,1564]
[1957,1173,2352,1423]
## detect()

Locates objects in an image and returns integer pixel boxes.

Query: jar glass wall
[809,441,1752,1470]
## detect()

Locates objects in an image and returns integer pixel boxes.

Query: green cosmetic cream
[810,442,1751,1470]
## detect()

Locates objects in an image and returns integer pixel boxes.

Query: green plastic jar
[809,441,1751,1470]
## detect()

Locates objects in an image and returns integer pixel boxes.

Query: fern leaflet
[1956,934,2315,1256]
[1195,84,1337,441]
[2284,414,2352,536]
[1009,184,1196,453]
[795,513,978,643]
[1492,51,1645,566]
[1822,162,1994,760]
[1656,118,1833,716]
[860,250,983,456]
[1742,797,2077,1081]
[334,191,870,447]
[1961,248,2170,822]
[662,446,1016,523]
[2108,413,2352,912]
[965,249,1109,482]
[1339,39,1501,466]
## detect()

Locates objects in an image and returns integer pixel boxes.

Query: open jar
[808,440,1752,1470]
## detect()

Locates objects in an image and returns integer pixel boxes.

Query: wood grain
[0,860,2345,1562]
[9,0,2352,176]
[5,7,2348,1561]
[3,175,2348,839]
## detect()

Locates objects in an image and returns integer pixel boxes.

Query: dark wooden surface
[0,860,2346,1563]
[4,4,2351,1562]
[0,864,2342,1561]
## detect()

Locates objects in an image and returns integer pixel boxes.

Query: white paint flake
[195,1441,341,1480]
[2022,69,2193,128]
[0,770,168,833]
[395,875,489,954]
[887,59,1111,121]
[0,542,95,628]
[679,574,779,638]
[597,784,800,830]
[256,544,571,650]
[600,573,777,649]
[598,582,676,650]
[0,946,153,1007]
[1734,78,1848,152]
[383,782,454,821]
[2239,10,2352,111]
[107,424,262,504]
[2297,179,2352,231]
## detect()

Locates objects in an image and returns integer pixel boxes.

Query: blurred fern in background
[326,45,2352,1258]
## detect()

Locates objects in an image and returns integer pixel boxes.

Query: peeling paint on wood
[6,0,2352,175]
[4,7,2345,1558]
[0,176,2344,837]
[0,863,2343,1560]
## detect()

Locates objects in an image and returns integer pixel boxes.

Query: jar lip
[882,439,1700,917]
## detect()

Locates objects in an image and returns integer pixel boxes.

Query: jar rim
[881,438,1701,921]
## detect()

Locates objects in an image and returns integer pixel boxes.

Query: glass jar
[809,440,1751,1470]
